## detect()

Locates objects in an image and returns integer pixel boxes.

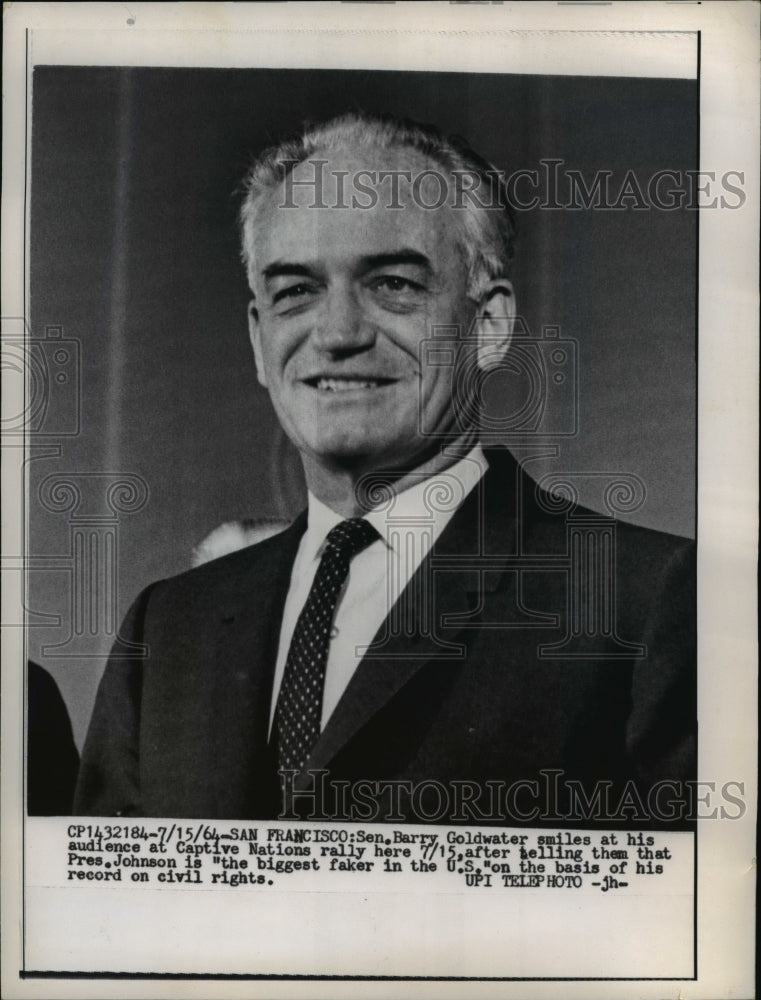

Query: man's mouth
[304,376,397,392]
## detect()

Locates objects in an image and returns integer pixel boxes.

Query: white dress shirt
[269,446,488,733]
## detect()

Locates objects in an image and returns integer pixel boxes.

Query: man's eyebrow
[261,262,315,282]
[361,251,433,272]
[260,250,433,283]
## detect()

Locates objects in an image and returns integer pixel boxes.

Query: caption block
[59,821,687,894]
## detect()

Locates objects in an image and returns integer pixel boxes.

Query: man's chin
[299,435,404,471]
[308,442,390,471]
[304,437,445,479]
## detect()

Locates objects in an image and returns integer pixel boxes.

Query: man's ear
[247,300,268,388]
[474,279,516,371]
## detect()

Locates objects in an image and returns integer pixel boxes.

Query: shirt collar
[305,445,488,559]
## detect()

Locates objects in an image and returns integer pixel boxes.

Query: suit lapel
[301,563,475,778]
[302,449,522,779]
[208,513,306,814]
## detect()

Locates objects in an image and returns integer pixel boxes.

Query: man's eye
[273,283,316,305]
[371,276,424,295]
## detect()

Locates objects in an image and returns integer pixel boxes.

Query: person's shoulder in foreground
[28,660,80,815]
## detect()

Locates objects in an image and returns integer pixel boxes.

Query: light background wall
[28,67,697,747]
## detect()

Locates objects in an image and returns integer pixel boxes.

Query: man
[74,113,695,825]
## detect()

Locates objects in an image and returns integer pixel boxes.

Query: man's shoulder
[143,512,307,610]
[483,445,694,562]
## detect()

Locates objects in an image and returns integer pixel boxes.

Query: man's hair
[238,111,515,299]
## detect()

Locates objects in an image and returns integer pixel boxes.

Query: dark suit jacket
[74,448,695,826]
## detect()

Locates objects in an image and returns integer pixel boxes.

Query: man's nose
[311,282,375,354]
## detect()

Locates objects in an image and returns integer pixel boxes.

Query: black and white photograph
[1,2,757,995]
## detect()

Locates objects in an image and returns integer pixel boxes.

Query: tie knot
[324,517,379,561]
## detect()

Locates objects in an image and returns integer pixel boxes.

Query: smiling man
[75,113,696,826]
[242,127,515,511]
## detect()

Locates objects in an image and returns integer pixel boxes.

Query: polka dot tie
[276,517,379,775]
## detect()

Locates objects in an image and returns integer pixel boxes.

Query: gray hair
[238,112,515,299]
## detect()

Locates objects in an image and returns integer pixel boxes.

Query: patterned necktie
[276,517,379,774]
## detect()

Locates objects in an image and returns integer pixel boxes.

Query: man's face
[248,147,483,478]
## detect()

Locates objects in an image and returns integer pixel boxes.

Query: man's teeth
[315,377,383,391]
